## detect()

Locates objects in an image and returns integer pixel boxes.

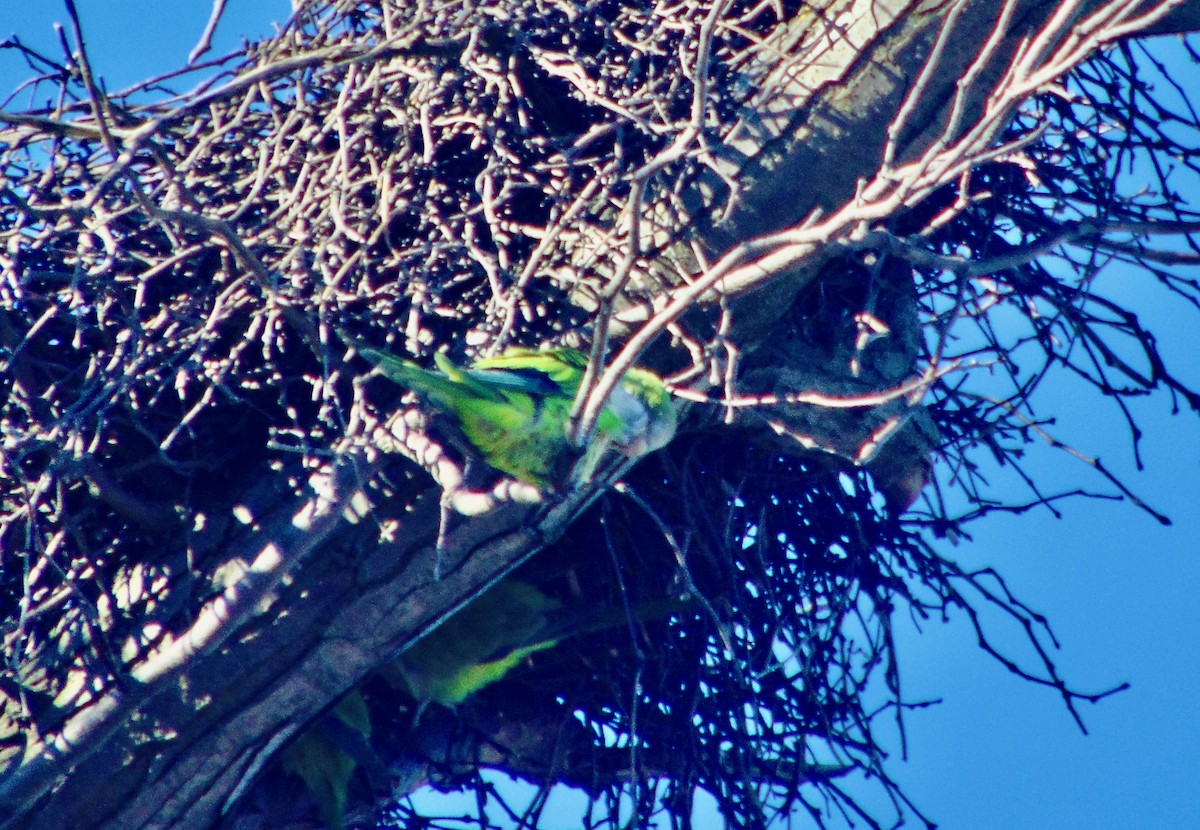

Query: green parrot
[389,577,691,708]
[353,343,677,489]
[280,691,373,830]
[391,578,564,707]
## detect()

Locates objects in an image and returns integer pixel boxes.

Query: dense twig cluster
[1,1,1198,829]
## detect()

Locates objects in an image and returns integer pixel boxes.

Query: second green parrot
[389,577,691,708]
[280,691,372,830]
[355,343,677,488]
[390,578,564,707]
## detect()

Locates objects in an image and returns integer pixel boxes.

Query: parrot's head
[608,369,678,458]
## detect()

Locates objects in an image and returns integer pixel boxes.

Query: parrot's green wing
[469,347,589,392]
[356,346,576,487]
[474,346,677,456]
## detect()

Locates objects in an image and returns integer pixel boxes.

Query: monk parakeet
[280,691,373,830]
[391,578,564,707]
[389,577,690,708]
[354,344,676,488]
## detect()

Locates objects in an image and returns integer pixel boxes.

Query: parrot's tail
[357,347,503,409]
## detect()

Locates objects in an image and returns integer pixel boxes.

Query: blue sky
[3,4,1198,827]
[0,1,288,99]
